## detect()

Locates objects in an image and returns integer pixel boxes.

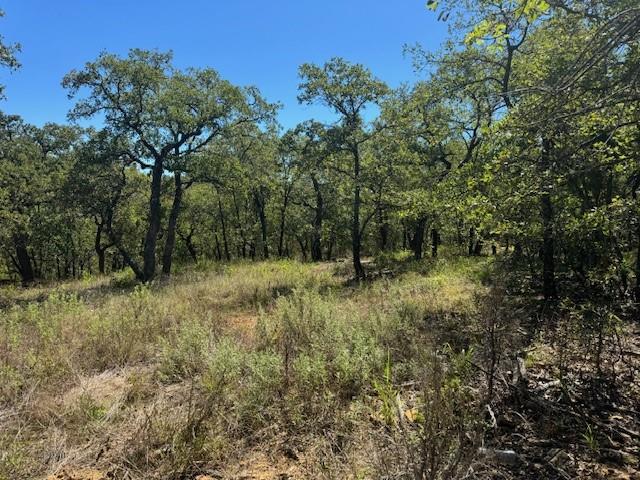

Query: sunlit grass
[0,254,492,479]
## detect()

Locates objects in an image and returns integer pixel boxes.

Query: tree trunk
[179,230,198,263]
[411,218,427,260]
[32,249,41,279]
[514,242,523,258]
[296,235,308,261]
[162,171,183,275]
[379,219,390,252]
[277,189,290,258]
[474,238,484,256]
[232,190,247,259]
[254,190,269,259]
[217,195,230,261]
[142,159,164,282]
[95,222,107,275]
[104,219,145,281]
[97,248,106,275]
[214,233,222,261]
[13,233,35,284]
[310,175,324,262]
[468,227,476,256]
[431,228,439,258]
[352,147,365,279]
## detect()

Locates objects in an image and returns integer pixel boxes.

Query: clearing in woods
[1,254,638,479]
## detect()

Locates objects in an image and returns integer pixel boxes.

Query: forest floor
[0,253,638,479]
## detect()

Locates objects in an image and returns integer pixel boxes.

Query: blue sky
[1,0,447,129]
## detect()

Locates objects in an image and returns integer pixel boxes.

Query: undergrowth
[1,254,637,480]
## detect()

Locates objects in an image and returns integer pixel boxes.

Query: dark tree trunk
[411,218,427,260]
[32,251,41,279]
[468,227,476,256]
[254,191,269,259]
[379,220,390,252]
[13,233,35,284]
[94,221,112,275]
[188,236,198,263]
[232,190,247,258]
[162,171,183,275]
[277,189,290,258]
[352,147,365,279]
[105,214,146,281]
[431,228,439,258]
[179,230,198,263]
[142,159,164,282]
[117,243,145,280]
[296,235,308,261]
[474,239,484,256]
[217,196,230,261]
[310,175,324,262]
[214,233,222,261]
[97,248,106,275]
[514,242,523,258]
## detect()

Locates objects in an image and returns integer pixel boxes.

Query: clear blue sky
[1,0,447,129]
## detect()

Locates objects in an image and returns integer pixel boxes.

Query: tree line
[1,0,639,306]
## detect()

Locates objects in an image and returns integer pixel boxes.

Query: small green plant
[373,352,398,426]
[77,393,107,422]
[582,424,599,453]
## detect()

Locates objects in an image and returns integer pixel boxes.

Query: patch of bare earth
[46,466,106,480]
[218,451,301,479]
[222,311,259,346]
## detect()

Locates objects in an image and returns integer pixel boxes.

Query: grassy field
[1,255,638,480]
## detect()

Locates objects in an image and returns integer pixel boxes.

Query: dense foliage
[1,1,638,308]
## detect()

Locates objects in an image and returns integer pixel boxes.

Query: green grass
[0,254,492,480]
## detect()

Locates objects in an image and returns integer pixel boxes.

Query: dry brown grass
[0,256,495,480]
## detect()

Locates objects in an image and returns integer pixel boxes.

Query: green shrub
[201,337,246,394]
[257,289,386,401]
[237,350,284,431]
[158,318,213,382]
